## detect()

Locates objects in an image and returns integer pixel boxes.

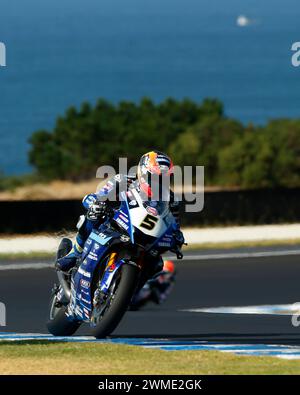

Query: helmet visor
[144,173,172,201]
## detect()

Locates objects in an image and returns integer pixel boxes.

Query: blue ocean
[0,0,300,174]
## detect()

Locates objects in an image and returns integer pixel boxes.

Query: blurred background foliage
[15,97,300,189]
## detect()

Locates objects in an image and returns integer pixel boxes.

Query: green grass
[0,341,299,374]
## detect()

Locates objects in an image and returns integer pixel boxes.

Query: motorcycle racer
[130,260,176,310]
[56,151,185,287]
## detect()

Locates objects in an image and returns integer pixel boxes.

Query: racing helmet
[137,150,174,198]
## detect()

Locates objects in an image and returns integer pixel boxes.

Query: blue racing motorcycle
[46,188,183,338]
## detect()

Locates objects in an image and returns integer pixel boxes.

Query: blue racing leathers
[56,174,181,272]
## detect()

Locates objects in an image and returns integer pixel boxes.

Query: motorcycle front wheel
[90,263,139,338]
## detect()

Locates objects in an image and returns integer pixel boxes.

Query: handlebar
[170,245,184,260]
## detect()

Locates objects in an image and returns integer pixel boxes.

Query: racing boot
[56,235,84,272]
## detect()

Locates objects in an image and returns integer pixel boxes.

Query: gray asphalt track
[1,248,300,344]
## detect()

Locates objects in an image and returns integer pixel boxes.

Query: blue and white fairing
[68,188,177,322]
[68,230,112,321]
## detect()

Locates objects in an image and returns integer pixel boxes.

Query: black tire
[46,237,80,336]
[46,293,80,336]
[90,263,139,338]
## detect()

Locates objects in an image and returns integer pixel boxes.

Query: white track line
[181,303,300,316]
[1,249,300,270]
[0,263,52,270]
[167,249,300,261]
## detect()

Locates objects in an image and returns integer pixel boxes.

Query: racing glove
[173,230,185,248]
[170,230,186,259]
[87,201,107,221]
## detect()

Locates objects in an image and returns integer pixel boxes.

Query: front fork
[93,253,142,310]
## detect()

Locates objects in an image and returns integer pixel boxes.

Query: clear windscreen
[140,197,169,217]
[127,184,171,217]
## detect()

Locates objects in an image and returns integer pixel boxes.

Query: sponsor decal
[158,242,171,247]
[109,263,116,272]
[146,206,158,216]
[80,279,90,289]
[78,267,91,278]
[87,252,98,261]
[116,217,129,230]
[119,214,129,223]
[120,234,130,242]
[106,253,117,272]
[129,199,138,206]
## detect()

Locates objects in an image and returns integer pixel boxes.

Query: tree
[170,115,243,184]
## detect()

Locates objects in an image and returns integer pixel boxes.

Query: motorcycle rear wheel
[46,237,80,336]
[46,292,80,336]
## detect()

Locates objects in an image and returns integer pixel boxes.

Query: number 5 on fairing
[140,214,158,230]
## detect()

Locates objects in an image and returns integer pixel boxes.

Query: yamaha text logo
[0,42,6,67]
